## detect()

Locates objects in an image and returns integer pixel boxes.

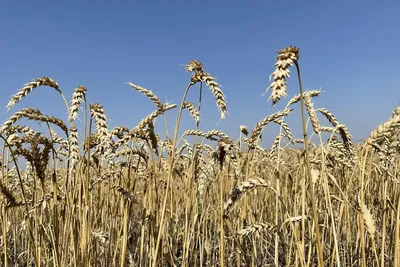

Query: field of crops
[0,46,399,266]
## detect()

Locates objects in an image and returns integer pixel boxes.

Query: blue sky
[1,1,399,146]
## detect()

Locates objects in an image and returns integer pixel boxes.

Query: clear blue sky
[1,1,399,145]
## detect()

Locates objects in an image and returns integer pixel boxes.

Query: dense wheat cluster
[0,47,399,267]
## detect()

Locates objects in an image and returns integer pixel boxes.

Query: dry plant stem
[318,135,341,267]
[1,147,8,267]
[360,145,369,267]
[182,83,203,266]
[295,62,324,267]
[0,135,40,267]
[381,166,388,267]
[152,82,193,267]
[395,167,400,267]
[219,168,225,267]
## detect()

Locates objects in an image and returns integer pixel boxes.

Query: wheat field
[0,46,399,267]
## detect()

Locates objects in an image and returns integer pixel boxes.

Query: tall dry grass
[0,47,399,267]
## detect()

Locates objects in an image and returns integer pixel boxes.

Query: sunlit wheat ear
[182,101,200,123]
[303,95,321,134]
[358,197,376,239]
[110,126,129,139]
[368,110,400,145]
[223,177,274,216]
[391,105,400,118]
[69,85,87,122]
[248,108,293,145]
[5,125,37,138]
[269,133,286,161]
[191,72,227,119]
[0,108,68,135]
[272,119,294,141]
[183,129,232,143]
[265,46,300,105]
[134,104,176,131]
[238,222,277,237]
[128,82,163,110]
[68,126,80,175]
[285,89,321,108]
[185,59,204,73]
[7,77,60,110]
[90,103,113,158]
[317,108,353,150]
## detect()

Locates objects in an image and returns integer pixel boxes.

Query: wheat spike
[128,82,163,110]
[7,77,60,110]
[266,46,300,105]
[249,109,293,145]
[69,85,87,122]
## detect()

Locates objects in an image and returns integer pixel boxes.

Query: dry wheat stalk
[7,77,60,110]
[266,46,300,105]
[69,85,87,122]
[128,82,163,110]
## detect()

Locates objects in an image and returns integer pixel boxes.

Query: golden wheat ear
[69,85,87,122]
[266,46,300,105]
[7,77,60,110]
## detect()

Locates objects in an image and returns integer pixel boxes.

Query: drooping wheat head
[7,77,61,110]
[128,82,163,110]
